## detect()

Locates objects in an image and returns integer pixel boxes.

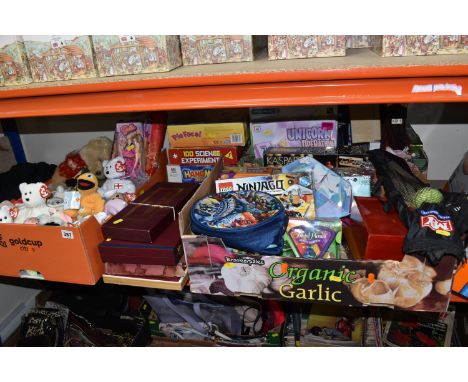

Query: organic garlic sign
[268,261,358,303]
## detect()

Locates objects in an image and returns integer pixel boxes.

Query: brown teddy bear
[49,137,113,189]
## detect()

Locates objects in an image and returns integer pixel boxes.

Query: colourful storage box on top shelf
[370,35,468,57]
[23,35,96,82]
[0,36,32,86]
[91,35,181,77]
[180,35,254,65]
[268,35,346,60]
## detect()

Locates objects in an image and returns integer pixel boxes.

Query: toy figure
[98,156,136,200]
[65,171,105,218]
[0,201,18,224]
[114,123,146,181]
[15,182,52,224]
[49,136,113,189]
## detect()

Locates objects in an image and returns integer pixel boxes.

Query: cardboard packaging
[179,162,455,312]
[180,35,254,65]
[168,122,247,148]
[0,217,104,284]
[215,173,315,219]
[91,35,181,77]
[369,35,462,57]
[251,120,338,159]
[346,35,371,49]
[268,35,346,60]
[99,220,182,266]
[284,218,342,259]
[347,197,407,261]
[438,35,468,55]
[0,36,32,86]
[167,165,214,183]
[23,35,96,82]
[102,182,198,242]
[168,147,241,166]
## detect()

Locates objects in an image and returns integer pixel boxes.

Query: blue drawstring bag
[190,190,288,256]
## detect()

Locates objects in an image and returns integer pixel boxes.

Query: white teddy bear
[15,182,54,224]
[0,201,18,224]
[98,156,136,200]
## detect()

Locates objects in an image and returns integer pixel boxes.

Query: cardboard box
[91,35,181,77]
[0,151,170,285]
[0,217,104,284]
[215,173,315,219]
[346,35,371,48]
[437,35,468,55]
[0,36,32,86]
[168,122,247,148]
[369,35,461,57]
[168,147,241,166]
[251,120,338,159]
[180,35,254,65]
[167,165,214,183]
[178,162,455,312]
[23,35,96,82]
[268,35,346,60]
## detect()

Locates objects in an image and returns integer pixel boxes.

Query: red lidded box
[347,197,407,261]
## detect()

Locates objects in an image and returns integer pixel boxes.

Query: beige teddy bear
[49,137,113,189]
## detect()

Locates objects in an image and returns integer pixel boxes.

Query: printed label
[61,230,74,240]
[420,214,453,233]
[391,118,403,125]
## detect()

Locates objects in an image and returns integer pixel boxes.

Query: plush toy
[15,182,53,224]
[49,136,113,189]
[98,156,136,200]
[104,193,128,215]
[65,171,105,218]
[0,201,19,224]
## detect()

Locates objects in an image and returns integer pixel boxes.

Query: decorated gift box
[0,36,32,86]
[268,35,346,60]
[346,35,371,49]
[251,120,338,159]
[180,35,254,66]
[91,35,181,77]
[370,35,468,57]
[23,35,96,82]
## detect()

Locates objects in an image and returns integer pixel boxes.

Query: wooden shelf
[1,49,468,118]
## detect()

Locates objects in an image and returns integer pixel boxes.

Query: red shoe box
[347,197,407,261]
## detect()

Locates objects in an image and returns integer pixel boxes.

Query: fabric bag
[190,190,288,256]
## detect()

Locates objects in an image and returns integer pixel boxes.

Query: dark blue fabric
[191,193,288,256]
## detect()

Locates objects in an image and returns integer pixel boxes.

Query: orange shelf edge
[1,76,468,118]
[2,64,468,100]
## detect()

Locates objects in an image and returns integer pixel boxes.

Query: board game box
[215,173,315,218]
[168,147,241,166]
[251,120,338,158]
[167,165,214,183]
